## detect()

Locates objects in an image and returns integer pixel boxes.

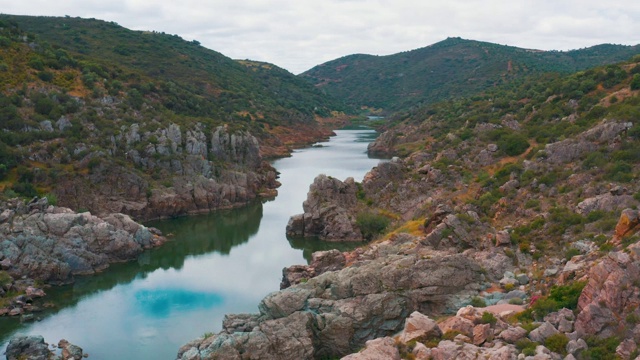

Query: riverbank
[1,129,382,359]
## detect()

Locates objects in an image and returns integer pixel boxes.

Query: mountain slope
[301,37,640,112]
[0,16,345,220]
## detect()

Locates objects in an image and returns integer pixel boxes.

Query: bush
[544,333,569,355]
[631,74,640,91]
[515,338,537,356]
[581,336,621,360]
[470,297,486,307]
[356,212,390,241]
[498,133,530,156]
[480,312,497,325]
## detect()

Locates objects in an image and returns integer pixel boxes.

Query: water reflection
[287,236,365,263]
[0,129,382,359]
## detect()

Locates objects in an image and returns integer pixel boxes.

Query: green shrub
[515,338,537,356]
[470,297,486,307]
[498,133,530,156]
[631,74,640,91]
[508,297,523,305]
[45,193,58,206]
[480,312,497,325]
[544,333,568,355]
[0,270,12,286]
[564,248,581,260]
[549,281,586,310]
[356,212,390,241]
[581,336,621,360]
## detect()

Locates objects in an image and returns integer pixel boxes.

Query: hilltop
[0,15,346,220]
[301,37,640,112]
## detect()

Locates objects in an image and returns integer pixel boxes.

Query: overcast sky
[2,0,639,74]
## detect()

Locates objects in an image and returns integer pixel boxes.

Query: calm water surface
[0,129,382,359]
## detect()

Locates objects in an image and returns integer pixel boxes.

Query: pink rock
[399,311,442,343]
[26,286,46,298]
[473,323,492,345]
[439,316,474,338]
[341,337,400,360]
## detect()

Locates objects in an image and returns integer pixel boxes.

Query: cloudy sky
[2,0,639,74]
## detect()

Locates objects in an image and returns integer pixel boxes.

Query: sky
[1,0,639,74]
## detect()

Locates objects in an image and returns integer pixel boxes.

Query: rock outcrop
[0,197,165,315]
[575,243,640,339]
[543,119,632,164]
[5,335,51,360]
[281,249,346,289]
[54,124,279,221]
[286,175,362,241]
[177,234,487,360]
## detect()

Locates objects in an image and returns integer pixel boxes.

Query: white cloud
[1,0,639,74]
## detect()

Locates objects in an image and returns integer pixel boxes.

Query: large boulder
[286,175,363,241]
[5,335,51,360]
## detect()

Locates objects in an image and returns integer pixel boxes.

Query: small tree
[630,74,640,91]
[356,212,390,241]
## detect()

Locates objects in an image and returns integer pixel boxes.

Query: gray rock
[39,120,54,132]
[498,326,528,342]
[178,243,484,359]
[516,273,530,285]
[566,338,587,355]
[5,335,51,360]
[616,338,637,360]
[529,322,559,343]
[286,175,363,241]
[56,116,72,131]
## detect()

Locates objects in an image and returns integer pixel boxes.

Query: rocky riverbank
[175,59,640,359]
[5,336,86,360]
[0,196,165,317]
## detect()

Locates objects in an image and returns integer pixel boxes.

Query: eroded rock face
[281,249,346,289]
[0,197,165,285]
[286,175,362,241]
[177,235,485,360]
[543,120,632,164]
[614,209,640,241]
[575,244,640,338]
[55,124,278,221]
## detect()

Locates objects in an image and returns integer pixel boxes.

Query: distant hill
[0,15,345,219]
[301,37,640,112]
[1,15,344,124]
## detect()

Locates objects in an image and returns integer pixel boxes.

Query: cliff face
[48,124,278,221]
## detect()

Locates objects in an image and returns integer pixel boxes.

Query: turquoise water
[0,129,381,359]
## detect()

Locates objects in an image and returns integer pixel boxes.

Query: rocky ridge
[47,124,280,221]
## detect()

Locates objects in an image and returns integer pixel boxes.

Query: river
[0,129,383,359]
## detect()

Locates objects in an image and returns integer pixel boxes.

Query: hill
[301,37,640,112]
[0,15,345,220]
